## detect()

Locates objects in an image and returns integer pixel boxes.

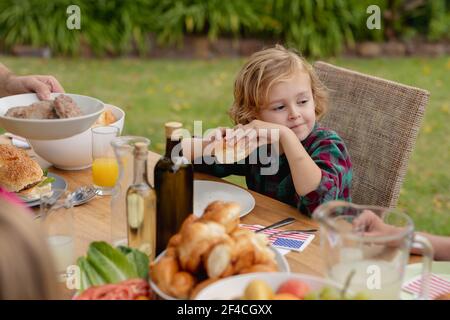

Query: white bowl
[0,93,104,140]
[28,104,125,170]
[195,272,343,300]
[150,247,290,300]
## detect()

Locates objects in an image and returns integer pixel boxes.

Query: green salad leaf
[38,176,55,187]
[118,246,149,280]
[86,241,138,284]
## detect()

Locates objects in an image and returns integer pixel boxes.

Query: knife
[255,217,296,233]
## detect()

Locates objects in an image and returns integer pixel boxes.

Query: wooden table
[45,152,327,277]
[1,135,421,279]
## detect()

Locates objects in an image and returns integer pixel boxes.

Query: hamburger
[211,136,256,164]
[0,144,53,201]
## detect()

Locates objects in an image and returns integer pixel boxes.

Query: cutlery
[33,185,98,220]
[71,185,99,206]
[255,217,295,233]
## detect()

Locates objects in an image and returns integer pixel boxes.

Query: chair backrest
[313,61,429,208]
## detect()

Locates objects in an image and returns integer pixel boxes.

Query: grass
[1,55,449,235]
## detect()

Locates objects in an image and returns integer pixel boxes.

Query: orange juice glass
[92,158,119,187]
[92,126,120,195]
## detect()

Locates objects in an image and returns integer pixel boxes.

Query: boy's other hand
[225,120,287,146]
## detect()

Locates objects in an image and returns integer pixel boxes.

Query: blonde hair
[229,44,328,125]
[0,198,60,299]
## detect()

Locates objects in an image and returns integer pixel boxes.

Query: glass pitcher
[313,201,434,300]
[110,136,150,247]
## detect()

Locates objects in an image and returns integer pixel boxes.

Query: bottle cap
[134,142,148,157]
[164,122,183,140]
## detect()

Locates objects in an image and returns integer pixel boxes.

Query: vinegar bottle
[154,122,193,255]
[126,142,157,260]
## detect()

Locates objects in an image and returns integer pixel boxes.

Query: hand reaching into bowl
[0,63,64,100]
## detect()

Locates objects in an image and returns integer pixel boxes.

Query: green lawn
[1,55,449,235]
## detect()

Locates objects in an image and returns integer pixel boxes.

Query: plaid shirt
[194,122,352,216]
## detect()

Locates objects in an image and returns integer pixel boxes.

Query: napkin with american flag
[240,224,315,252]
[402,273,450,299]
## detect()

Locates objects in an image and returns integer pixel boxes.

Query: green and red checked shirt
[194,122,352,216]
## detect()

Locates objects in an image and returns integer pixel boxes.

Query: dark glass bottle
[154,122,193,255]
[126,142,156,260]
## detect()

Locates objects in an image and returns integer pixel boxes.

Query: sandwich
[211,135,256,164]
[0,144,54,201]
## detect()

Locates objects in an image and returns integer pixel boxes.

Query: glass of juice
[92,126,120,195]
[40,189,75,283]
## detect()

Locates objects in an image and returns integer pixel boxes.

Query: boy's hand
[225,120,288,146]
[203,126,228,142]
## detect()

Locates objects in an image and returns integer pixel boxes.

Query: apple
[276,280,310,299]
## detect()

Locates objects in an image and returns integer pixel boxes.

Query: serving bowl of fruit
[194,272,366,300]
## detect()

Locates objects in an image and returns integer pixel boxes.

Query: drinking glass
[40,189,75,283]
[92,126,120,195]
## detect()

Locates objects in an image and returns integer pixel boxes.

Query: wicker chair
[313,61,429,208]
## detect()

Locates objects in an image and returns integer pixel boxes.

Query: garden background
[1,0,449,234]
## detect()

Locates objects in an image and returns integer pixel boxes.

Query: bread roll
[204,239,235,279]
[94,109,116,126]
[168,272,196,299]
[201,201,241,233]
[149,255,179,293]
[177,221,228,273]
[0,144,43,192]
[212,137,254,164]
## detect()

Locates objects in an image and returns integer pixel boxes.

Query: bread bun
[239,263,278,274]
[167,272,196,299]
[17,180,52,202]
[201,201,241,233]
[150,201,281,299]
[204,239,235,279]
[212,137,254,164]
[177,221,228,273]
[0,144,43,193]
[94,109,116,126]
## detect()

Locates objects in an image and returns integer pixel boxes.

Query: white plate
[401,261,450,300]
[0,93,104,140]
[150,247,290,300]
[195,272,342,300]
[194,180,255,217]
[21,173,68,207]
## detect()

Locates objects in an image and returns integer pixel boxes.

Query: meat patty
[5,100,58,119]
[53,95,82,118]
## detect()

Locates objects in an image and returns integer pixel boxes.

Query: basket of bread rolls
[150,200,282,299]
